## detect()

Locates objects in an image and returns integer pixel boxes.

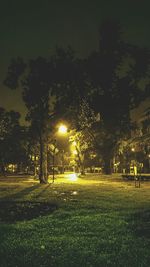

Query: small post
[134,165,140,188]
[52,140,57,183]
[52,153,55,183]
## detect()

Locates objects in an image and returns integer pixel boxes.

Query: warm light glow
[72,141,77,146]
[7,164,16,172]
[131,148,135,152]
[72,150,78,155]
[58,125,67,134]
[68,173,78,181]
[71,191,78,195]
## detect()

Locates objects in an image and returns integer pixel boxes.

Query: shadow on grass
[0,184,42,201]
[0,201,58,223]
[129,209,150,238]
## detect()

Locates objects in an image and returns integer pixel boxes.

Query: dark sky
[0,0,150,124]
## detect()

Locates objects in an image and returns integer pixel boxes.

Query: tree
[48,21,144,174]
[5,22,149,177]
[68,99,100,174]
[52,46,87,118]
[86,19,149,173]
[116,105,150,173]
[46,25,149,174]
[0,107,28,174]
[5,57,55,183]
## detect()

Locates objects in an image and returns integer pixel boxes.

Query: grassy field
[0,173,150,267]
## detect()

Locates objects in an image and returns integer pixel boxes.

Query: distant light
[72,150,78,155]
[72,141,77,146]
[71,191,78,195]
[68,173,78,181]
[131,148,135,152]
[58,125,67,134]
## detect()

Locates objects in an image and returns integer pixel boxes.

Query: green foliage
[69,99,100,172]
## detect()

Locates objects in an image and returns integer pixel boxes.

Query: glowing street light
[50,124,68,182]
[58,124,68,134]
[72,149,78,155]
[72,141,77,146]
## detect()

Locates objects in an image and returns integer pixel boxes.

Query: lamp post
[58,124,68,174]
[52,139,57,183]
[148,154,150,172]
[49,124,68,182]
[30,154,39,177]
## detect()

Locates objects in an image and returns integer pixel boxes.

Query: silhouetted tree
[4,57,55,183]
[0,107,28,173]
[5,21,149,176]
[86,19,149,173]
[52,46,87,118]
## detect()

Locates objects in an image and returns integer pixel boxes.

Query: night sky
[0,0,150,124]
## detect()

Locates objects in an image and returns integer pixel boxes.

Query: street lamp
[148,154,150,172]
[58,124,68,134]
[58,124,68,174]
[49,124,68,182]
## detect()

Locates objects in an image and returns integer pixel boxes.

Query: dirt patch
[0,201,58,223]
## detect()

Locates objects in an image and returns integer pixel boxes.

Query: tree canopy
[4,19,150,176]
[0,108,28,172]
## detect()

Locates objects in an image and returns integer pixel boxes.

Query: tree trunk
[80,164,85,175]
[103,155,112,174]
[39,134,48,183]
[78,152,85,175]
[0,163,6,177]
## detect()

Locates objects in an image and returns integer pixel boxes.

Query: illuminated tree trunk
[60,150,64,174]
[77,150,85,175]
[80,164,85,175]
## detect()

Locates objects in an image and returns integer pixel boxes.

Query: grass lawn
[0,173,150,267]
